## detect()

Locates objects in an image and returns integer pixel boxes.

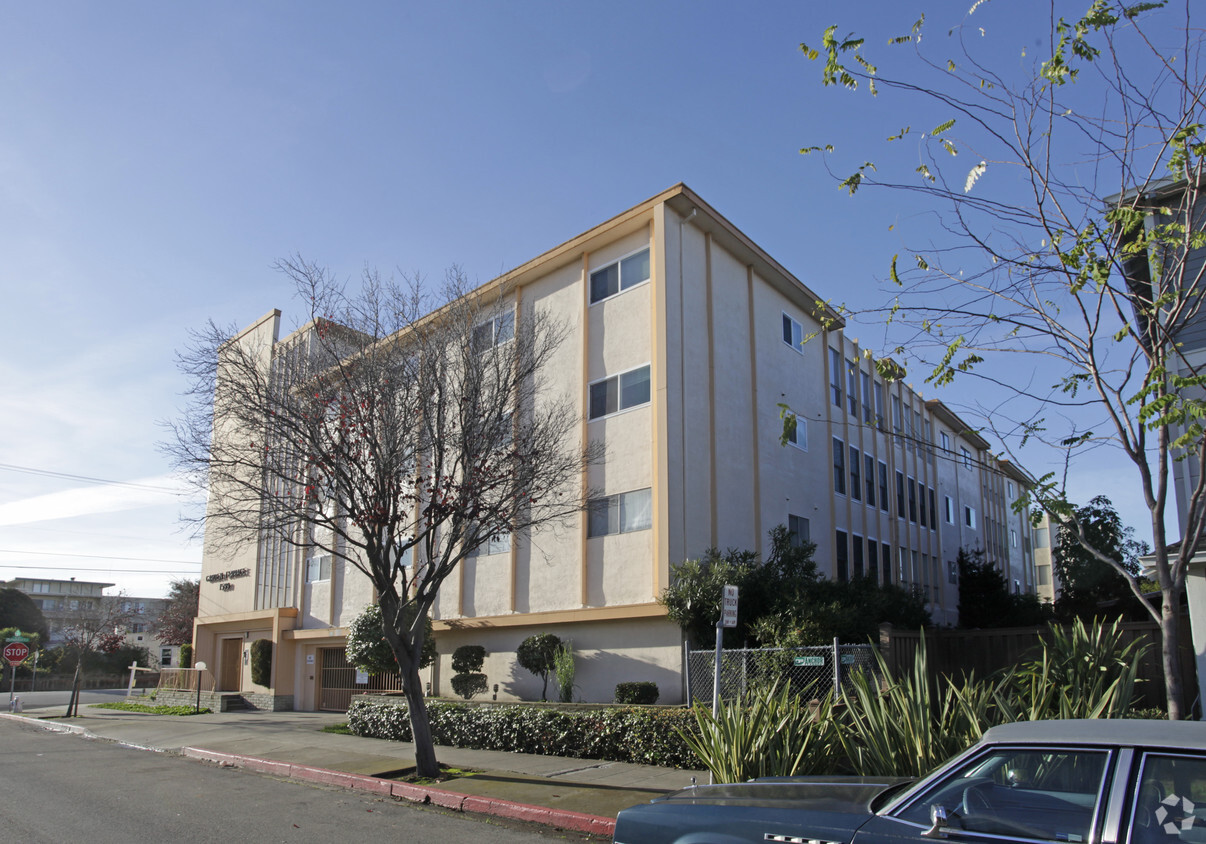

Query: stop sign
[3,642,29,665]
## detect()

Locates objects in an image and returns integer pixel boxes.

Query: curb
[181,747,617,838]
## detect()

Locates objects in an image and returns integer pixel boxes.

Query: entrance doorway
[317,647,404,711]
[219,638,242,691]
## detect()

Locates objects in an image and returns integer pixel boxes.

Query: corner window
[472,311,515,352]
[590,247,650,304]
[782,313,805,352]
[588,488,652,537]
[589,365,651,420]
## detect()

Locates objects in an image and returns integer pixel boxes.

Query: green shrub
[452,645,486,674]
[516,633,561,700]
[681,683,838,783]
[615,682,660,705]
[179,643,193,669]
[347,698,700,768]
[250,638,272,687]
[346,604,436,675]
[552,640,575,703]
[451,673,489,699]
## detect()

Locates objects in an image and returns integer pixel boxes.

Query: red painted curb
[181,746,617,836]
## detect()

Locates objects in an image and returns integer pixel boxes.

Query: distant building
[2,576,113,645]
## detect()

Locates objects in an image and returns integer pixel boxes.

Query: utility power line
[0,548,199,566]
[0,462,183,494]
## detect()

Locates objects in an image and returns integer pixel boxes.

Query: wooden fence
[877,615,1197,712]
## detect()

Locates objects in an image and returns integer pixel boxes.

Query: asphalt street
[0,717,600,843]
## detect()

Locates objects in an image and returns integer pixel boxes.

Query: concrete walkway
[1,703,706,837]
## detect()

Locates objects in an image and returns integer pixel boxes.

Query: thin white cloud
[0,474,191,527]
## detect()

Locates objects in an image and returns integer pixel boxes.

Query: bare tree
[801,1,1205,716]
[167,260,599,776]
[62,595,135,717]
[151,579,199,648]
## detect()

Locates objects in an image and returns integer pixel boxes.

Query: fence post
[832,637,841,703]
[125,663,139,699]
[682,640,690,705]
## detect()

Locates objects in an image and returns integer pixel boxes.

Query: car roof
[982,719,1206,751]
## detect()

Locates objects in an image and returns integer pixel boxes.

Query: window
[861,372,873,424]
[829,348,842,406]
[965,506,977,528]
[847,360,859,416]
[850,446,861,501]
[590,247,650,304]
[588,488,653,537]
[1037,566,1050,586]
[928,488,937,530]
[1014,579,1021,594]
[948,560,959,584]
[852,535,864,578]
[306,554,332,583]
[874,382,885,428]
[1007,481,1016,499]
[835,530,849,581]
[1011,528,1018,548]
[784,410,807,451]
[161,648,173,667]
[918,480,926,525]
[1131,753,1206,844]
[782,313,805,352]
[908,477,918,523]
[962,446,973,468]
[589,365,651,419]
[899,546,909,583]
[945,495,954,524]
[788,514,810,546]
[468,531,511,556]
[940,430,951,451]
[868,541,879,583]
[864,454,876,505]
[472,311,515,352]
[1034,527,1048,548]
[892,395,903,434]
[881,543,892,584]
[833,438,846,495]
[878,462,889,512]
[895,747,1109,841]
[896,471,906,518]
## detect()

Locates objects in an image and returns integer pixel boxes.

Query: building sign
[206,568,251,592]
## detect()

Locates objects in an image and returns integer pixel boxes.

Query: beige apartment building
[192,184,1036,711]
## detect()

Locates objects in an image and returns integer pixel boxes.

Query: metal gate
[317,647,405,712]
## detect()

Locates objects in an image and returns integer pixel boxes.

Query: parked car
[613,719,1206,844]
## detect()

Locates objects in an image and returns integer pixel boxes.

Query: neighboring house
[193,184,1038,711]
[1,577,113,645]
[119,597,181,669]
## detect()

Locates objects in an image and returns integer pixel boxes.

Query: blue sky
[0,1,1166,598]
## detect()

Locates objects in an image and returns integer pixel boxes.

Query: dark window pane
[589,379,615,419]
[590,264,618,303]
[620,249,650,289]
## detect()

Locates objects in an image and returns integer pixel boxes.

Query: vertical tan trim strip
[580,251,591,607]
[652,208,671,596]
[746,265,762,559]
[706,233,718,548]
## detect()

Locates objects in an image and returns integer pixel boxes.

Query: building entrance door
[219,638,242,691]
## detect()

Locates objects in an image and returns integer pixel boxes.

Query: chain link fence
[685,642,878,705]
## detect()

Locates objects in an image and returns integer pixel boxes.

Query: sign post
[5,640,31,706]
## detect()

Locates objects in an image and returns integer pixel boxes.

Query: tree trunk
[66,658,82,718]
[402,669,440,778]
[1160,601,1186,720]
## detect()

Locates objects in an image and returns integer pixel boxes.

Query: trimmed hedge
[615,681,659,705]
[347,697,700,769]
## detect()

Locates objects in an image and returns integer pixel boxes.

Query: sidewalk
[1,702,705,838]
